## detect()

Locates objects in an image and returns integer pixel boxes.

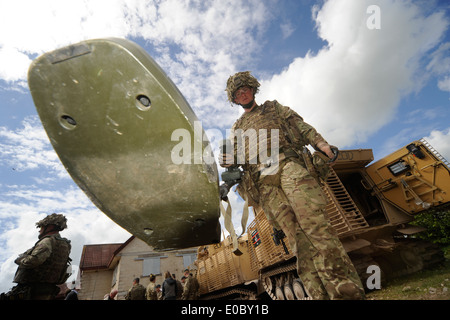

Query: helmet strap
[240,99,255,109]
[38,224,58,239]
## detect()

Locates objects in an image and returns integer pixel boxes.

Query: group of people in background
[122,268,199,300]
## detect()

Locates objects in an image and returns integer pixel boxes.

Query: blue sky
[0,0,449,293]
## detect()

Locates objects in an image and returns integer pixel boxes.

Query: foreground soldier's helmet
[225,71,260,103]
[36,213,68,231]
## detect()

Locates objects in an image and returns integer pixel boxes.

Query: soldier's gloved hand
[220,153,234,168]
[318,143,338,165]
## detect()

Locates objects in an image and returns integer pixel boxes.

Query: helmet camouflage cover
[226,71,260,103]
[36,213,68,230]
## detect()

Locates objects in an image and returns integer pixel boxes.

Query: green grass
[366,246,450,300]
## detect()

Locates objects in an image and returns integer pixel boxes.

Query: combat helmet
[225,71,260,103]
[36,213,68,231]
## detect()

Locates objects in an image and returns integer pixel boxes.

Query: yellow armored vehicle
[196,235,259,299]
[196,139,449,299]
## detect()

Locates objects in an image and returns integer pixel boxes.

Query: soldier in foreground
[221,71,365,300]
[1,213,71,300]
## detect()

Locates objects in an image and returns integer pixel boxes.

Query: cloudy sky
[0,0,449,293]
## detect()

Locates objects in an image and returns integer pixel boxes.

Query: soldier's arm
[14,249,31,265]
[279,103,333,159]
[19,238,52,268]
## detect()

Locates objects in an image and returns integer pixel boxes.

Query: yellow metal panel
[366,140,450,214]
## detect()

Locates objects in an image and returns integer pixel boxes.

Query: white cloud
[0,47,31,82]
[423,128,450,162]
[280,22,295,39]
[427,42,450,93]
[258,0,449,148]
[0,116,67,177]
[438,76,450,92]
[0,0,130,54]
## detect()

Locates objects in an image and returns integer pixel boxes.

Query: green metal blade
[28,38,220,249]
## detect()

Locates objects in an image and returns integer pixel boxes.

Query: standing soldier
[181,268,199,300]
[221,71,365,300]
[1,213,71,300]
[172,273,183,300]
[125,278,146,300]
[146,274,158,300]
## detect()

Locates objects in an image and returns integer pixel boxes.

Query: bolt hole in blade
[60,115,77,129]
[136,94,151,110]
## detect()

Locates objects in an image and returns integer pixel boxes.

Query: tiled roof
[79,243,123,270]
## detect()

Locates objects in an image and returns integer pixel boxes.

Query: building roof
[79,237,135,270]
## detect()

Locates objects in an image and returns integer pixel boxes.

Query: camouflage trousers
[257,160,365,300]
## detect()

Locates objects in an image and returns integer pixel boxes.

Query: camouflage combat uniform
[181,273,200,300]
[225,72,364,300]
[146,278,158,300]
[126,282,146,300]
[3,214,71,300]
